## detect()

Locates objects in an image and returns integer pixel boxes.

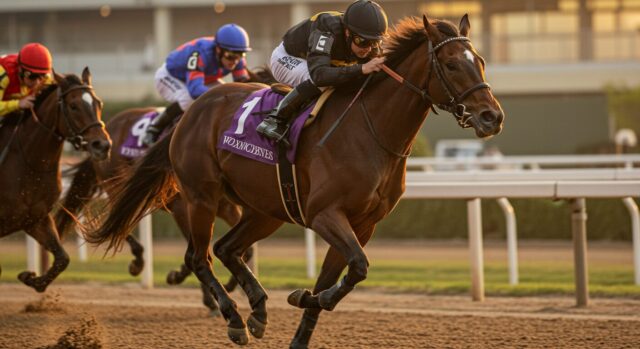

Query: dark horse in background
[55,67,276,314]
[0,68,110,292]
[89,15,503,348]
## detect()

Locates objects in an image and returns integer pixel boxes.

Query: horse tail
[86,133,176,253]
[55,158,99,240]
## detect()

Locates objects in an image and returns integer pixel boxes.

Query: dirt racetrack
[1,283,639,349]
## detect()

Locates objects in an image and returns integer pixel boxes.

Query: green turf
[1,253,638,298]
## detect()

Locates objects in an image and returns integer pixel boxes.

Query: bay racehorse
[0,68,110,292]
[88,15,503,348]
[55,67,276,314]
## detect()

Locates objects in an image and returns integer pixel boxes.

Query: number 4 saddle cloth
[218,87,332,165]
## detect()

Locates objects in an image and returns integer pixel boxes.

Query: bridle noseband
[382,35,491,128]
[31,84,105,150]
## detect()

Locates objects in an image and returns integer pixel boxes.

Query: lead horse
[0,68,110,292]
[89,15,503,348]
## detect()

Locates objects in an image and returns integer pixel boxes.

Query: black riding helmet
[343,0,388,40]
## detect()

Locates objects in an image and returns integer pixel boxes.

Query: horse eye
[69,103,79,111]
[445,62,458,71]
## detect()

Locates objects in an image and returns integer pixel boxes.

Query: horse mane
[384,17,459,69]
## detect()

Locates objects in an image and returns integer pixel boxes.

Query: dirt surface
[1,283,639,349]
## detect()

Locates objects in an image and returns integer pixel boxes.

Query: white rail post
[26,235,42,276]
[570,198,589,307]
[76,232,88,262]
[622,197,640,285]
[139,214,154,289]
[467,198,485,301]
[497,198,519,285]
[305,228,316,279]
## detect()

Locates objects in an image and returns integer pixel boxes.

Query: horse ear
[53,70,66,86]
[423,14,443,43]
[460,14,471,37]
[82,66,92,86]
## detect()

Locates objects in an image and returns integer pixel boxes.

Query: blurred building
[1,0,639,154]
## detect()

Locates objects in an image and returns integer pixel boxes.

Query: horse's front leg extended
[289,224,376,349]
[19,215,70,292]
[213,209,283,340]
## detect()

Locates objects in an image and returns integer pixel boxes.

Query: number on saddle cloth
[119,110,162,159]
[218,88,319,165]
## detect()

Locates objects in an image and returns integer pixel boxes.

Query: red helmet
[18,43,52,74]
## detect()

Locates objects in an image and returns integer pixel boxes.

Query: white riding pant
[154,64,195,112]
[270,42,312,88]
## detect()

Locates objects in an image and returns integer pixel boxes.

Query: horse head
[422,14,504,138]
[51,67,111,160]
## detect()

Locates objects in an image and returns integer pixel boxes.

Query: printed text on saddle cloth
[218,88,316,165]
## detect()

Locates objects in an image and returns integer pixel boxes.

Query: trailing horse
[0,68,110,292]
[89,15,503,348]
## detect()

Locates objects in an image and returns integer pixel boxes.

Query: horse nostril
[480,110,500,124]
[91,140,111,152]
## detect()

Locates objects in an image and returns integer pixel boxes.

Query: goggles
[222,50,246,61]
[352,34,381,49]
[23,70,45,81]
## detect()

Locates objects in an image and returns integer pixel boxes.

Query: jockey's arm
[185,54,209,99]
[306,30,362,87]
[0,67,20,117]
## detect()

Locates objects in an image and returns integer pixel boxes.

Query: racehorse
[0,68,110,292]
[88,15,504,348]
[55,67,276,314]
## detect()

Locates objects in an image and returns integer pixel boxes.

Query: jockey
[0,43,53,118]
[143,23,252,145]
[256,0,388,146]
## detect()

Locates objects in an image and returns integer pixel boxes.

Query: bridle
[382,36,491,128]
[31,83,105,150]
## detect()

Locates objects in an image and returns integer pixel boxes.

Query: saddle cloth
[119,109,163,159]
[218,87,332,165]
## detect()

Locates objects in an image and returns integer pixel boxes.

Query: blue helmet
[216,24,252,52]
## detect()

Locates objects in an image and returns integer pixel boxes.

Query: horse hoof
[227,326,250,345]
[18,272,47,293]
[128,260,143,276]
[208,308,222,318]
[247,314,267,339]
[166,270,180,285]
[287,289,311,308]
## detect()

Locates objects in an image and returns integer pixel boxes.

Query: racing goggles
[352,34,381,49]
[222,50,246,61]
[23,70,45,81]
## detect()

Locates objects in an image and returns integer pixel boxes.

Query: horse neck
[19,93,64,171]
[363,43,431,160]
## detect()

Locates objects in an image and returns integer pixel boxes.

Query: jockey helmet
[18,43,53,74]
[344,0,388,40]
[216,24,252,52]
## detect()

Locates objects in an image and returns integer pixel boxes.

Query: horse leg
[125,234,144,276]
[289,224,376,349]
[166,197,221,316]
[213,208,283,340]
[19,215,70,292]
[216,196,247,292]
[185,193,248,345]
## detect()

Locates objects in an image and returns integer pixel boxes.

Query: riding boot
[142,102,183,146]
[256,80,321,147]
